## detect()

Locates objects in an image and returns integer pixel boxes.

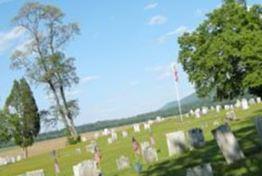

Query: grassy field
[0,104,261,176]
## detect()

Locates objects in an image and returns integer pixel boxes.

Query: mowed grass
[0,104,261,176]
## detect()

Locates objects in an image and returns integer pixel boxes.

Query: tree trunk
[23,147,28,159]
[59,85,79,140]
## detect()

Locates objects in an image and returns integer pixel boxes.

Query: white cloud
[157,26,190,44]
[0,26,26,53]
[148,15,167,25]
[81,75,100,84]
[144,2,158,10]
[0,0,14,5]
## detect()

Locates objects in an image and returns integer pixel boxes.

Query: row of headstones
[0,154,24,166]
[20,116,262,176]
[189,97,261,119]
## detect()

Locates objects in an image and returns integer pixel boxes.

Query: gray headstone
[186,163,213,176]
[255,117,262,143]
[133,124,140,132]
[116,155,130,170]
[86,143,97,154]
[188,128,205,148]
[141,141,158,163]
[73,160,100,176]
[166,131,188,156]
[226,111,237,121]
[249,98,256,105]
[212,124,245,164]
[25,169,45,176]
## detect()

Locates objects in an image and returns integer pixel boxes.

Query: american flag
[172,64,179,82]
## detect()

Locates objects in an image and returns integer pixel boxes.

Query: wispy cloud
[148,15,167,25]
[144,2,158,10]
[0,26,26,54]
[0,0,14,5]
[81,75,100,84]
[157,26,190,44]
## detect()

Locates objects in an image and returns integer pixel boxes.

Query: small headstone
[133,124,140,133]
[186,163,213,176]
[81,136,87,142]
[224,105,230,110]
[241,99,249,110]
[111,132,118,142]
[166,131,188,156]
[195,109,201,118]
[0,157,6,166]
[86,143,97,154]
[148,120,154,125]
[73,160,100,176]
[188,128,205,148]
[156,116,163,122]
[235,100,241,108]
[103,128,110,136]
[202,107,208,115]
[225,110,237,121]
[141,142,158,163]
[216,105,221,112]
[210,106,215,111]
[248,98,256,105]
[256,97,261,103]
[190,109,194,116]
[107,138,113,144]
[122,131,128,138]
[212,124,245,164]
[255,117,262,143]
[25,169,45,176]
[76,148,82,154]
[116,155,130,170]
[16,155,22,162]
[144,123,151,130]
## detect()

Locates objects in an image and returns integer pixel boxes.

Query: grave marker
[73,160,100,176]
[212,124,245,164]
[166,131,188,156]
[25,169,45,176]
[188,128,205,148]
[141,142,158,163]
[133,124,140,133]
[186,163,213,176]
[116,155,130,170]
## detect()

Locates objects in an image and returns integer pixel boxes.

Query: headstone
[111,132,118,142]
[186,163,213,176]
[213,121,220,126]
[225,110,237,121]
[25,169,45,176]
[141,142,158,163]
[190,109,194,116]
[202,107,208,115]
[195,109,201,118]
[248,98,256,105]
[188,128,205,148]
[255,117,262,143]
[16,155,22,162]
[224,105,230,110]
[185,113,190,118]
[116,155,130,170]
[73,160,100,176]
[156,116,163,122]
[122,131,128,138]
[166,131,188,156]
[107,138,113,144]
[133,124,140,133]
[0,157,6,166]
[86,143,97,154]
[241,99,249,110]
[210,106,215,111]
[10,156,16,163]
[103,128,110,136]
[235,100,241,108]
[256,97,261,103]
[216,105,221,112]
[81,136,87,142]
[144,123,151,130]
[148,120,154,125]
[212,124,245,164]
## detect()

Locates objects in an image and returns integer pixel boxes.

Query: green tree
[178,0,262,100]
[5,79,40,158]
[11,2,80,142]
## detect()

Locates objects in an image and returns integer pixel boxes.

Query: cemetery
[0,102,261,175]
[0,0,261,176]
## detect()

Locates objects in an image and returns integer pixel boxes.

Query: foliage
[11,2,80,141]
[4,78,40,157]
[178,0,262,100]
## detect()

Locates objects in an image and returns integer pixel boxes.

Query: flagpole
[171,63,183,122]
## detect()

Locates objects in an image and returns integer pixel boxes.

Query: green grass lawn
[0,104,261,176]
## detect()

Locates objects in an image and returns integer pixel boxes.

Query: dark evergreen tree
[5,78,40,158]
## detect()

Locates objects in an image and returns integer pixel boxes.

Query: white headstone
[195,109,201,118]
[256,97,261,103]
[166,131,188,156]
[148,120,154,125]
[86,143,97,154]
[216,105,221,112]
[202,107,208,115]
[156,116,163,122]
[225,110,237,121]
[190,109,194,116]
[141,141,158,163]
[248,98,256,105]
[122,131,128,138]
[241,99,249,110]
[103,128,110,136]
[116,155,130,170]
[107,138,113,144]
[235,100,241,108]
[133,124,140,133]
[111,132,118,142]
[188,128,205,148]
[144,123,151,130]
[81,136,87,142]
[224,105,230,110]
[186,163,213,176]
[26,169,45,176]
[212,124,245,164]
[73,160,100,176]
[0,157,6,166]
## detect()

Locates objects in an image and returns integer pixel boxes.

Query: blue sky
[0,0,261,131]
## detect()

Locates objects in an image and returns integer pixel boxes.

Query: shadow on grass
[141,122,262,176]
